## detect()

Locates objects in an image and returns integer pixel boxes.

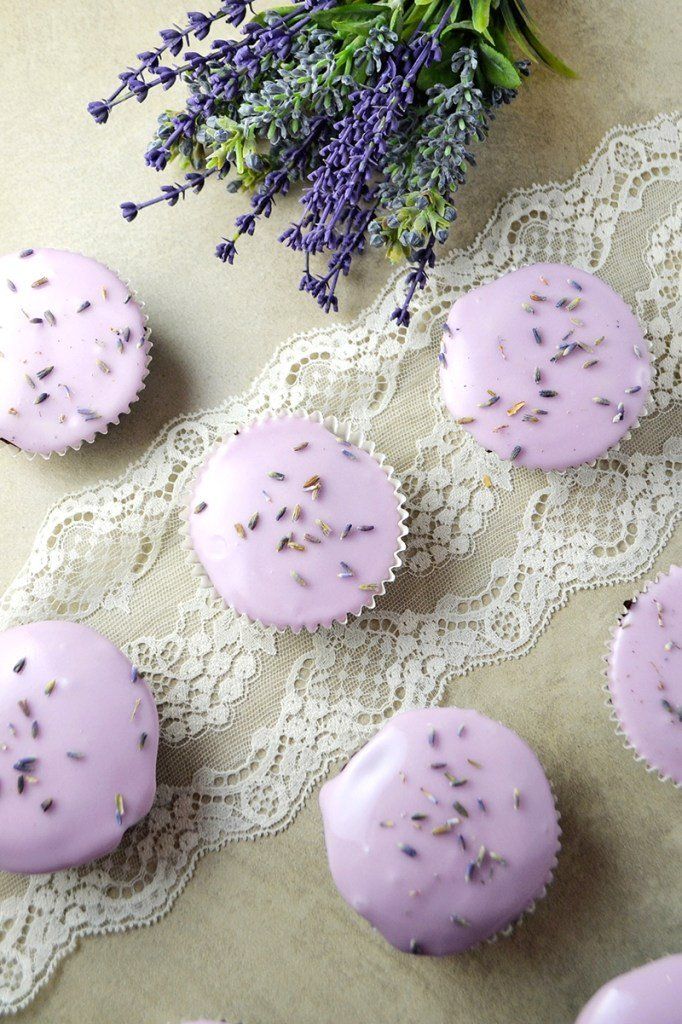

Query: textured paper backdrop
[0,1,680,1022]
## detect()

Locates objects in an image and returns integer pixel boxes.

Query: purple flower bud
[159,28,184,56]
[136,50,161,70]
[87,100,110,124]
[120,202,139,223]
[220,0,249,24]
[390,306,411,327]
[145,145,170,171]
[187,11,213,40]
[154,65,179,89]
[235,213,256,236]
[216,239,238,264]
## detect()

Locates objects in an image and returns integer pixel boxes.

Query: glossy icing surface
[0,248,149,454]
[319,707,560,955]
[0,621,159,874]
[575,955,682,1024]
[439,263,650,471]
[608,565,681,784]
[188,415,404,631]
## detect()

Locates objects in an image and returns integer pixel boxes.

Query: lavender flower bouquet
[90,0,572,324]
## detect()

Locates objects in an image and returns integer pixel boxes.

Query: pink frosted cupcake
[0,620,159,873]
[0,247,150,456]
[439,263,651,471]
[575,955,682,1023]
[185,412,408,632]
[319,707,561,955]
[606,565,681,786]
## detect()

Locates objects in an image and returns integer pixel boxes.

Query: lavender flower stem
[103,9,230,106]
[90,0,560,320]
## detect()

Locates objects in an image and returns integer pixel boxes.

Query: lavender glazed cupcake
[319,707,561,956]
[575,955,682,1024]
[0,247,150,456]
[185,412,408,632]
[439,263,651,471]
[0,620,159,874]
[606,565,682,786]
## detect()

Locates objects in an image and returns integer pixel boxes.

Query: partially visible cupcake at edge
[0,620,159,874]
[575,955,682,1024]
[0,247,150,456]
[606,565,681,786]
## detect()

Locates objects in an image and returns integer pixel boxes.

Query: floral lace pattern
[0,113,679,1015]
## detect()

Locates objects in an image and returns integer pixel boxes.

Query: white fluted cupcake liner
[3,253,152,460]
[602,572,681,789]
[180,408,409,634]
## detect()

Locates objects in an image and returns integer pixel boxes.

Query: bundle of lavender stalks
[90,0,572,324]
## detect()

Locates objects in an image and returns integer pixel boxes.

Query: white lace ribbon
[0,112,679,1015]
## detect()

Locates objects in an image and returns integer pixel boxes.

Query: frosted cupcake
[0,620,159,873]
[0,247,150,456]
[607,565,681,785]
[319,707,561,955]
[186,412,408,632]
[575,955,682,1023]
[439,263,651,471]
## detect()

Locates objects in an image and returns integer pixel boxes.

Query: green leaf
[489,22,514,60]
[508,0,540,34]
[499,0,536,60]
[331,19,372,38]
[250,6,291,24]
[478,41,521,87]
[500,0,576,77]
[311,4,389,27]
[444,16,493,43]
[515,15,577,77]
[471,0,491,33]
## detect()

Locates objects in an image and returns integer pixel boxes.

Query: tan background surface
[1,1,680,1022]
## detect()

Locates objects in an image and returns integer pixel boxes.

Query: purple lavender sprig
[90,0,571,323]
[88,6,244,123]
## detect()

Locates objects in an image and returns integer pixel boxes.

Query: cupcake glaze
[439,263,651,471]
[0,248,150,455]
[187,414,407,632]
[607,565,682,785]
[0,621,159,874]
[319,708,560,956]
[575,955,682,1024]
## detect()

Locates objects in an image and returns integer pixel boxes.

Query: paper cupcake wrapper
[180,409,410,634]
[3,253,152,460]
[602,571,681,789]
